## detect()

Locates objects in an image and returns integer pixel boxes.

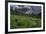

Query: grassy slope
[10,15,41,29]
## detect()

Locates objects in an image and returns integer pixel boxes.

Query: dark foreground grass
[10,15,41,29]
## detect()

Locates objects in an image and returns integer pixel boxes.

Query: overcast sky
[10,5,41,15]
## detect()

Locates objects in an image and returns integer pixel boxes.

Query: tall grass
[10,15,41,29]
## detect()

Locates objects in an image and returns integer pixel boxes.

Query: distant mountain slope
[10,5,41,15]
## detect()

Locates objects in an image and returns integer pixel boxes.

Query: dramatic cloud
[10,5,41,15]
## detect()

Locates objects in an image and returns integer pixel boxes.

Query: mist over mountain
[10,5,41,15]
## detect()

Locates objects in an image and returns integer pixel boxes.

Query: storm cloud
[10,5,41,15]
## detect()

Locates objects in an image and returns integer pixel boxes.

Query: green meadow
[10,15,41,29]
